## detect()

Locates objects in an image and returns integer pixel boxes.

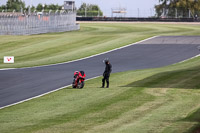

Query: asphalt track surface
[0,36,200,109]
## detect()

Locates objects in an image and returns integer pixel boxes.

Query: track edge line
[0,76,100,110]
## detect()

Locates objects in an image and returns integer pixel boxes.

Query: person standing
[102,58,112,88]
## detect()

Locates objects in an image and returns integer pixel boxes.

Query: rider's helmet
[103,58,109,64]
[74,71,79,76]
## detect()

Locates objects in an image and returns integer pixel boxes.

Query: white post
[150,8,152,16]
[21,6,23,14]
[189,9,191,18]
[163,8,165,17]
[111,9,113,17]
[175,8,177,18]
[43,4,45,13]
[28,6,31,15]
[72,2,74,12]
[85,7,87,17]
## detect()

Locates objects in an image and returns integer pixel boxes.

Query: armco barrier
[77,17,197,22]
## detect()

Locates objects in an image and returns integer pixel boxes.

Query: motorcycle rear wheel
[72,80,76,88]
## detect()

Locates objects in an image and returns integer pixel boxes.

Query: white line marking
[0,68,15,71]
[0,36,158,71]
[0,76,100,110]
[177,54,200,64]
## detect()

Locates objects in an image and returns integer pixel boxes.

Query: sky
[0,0,159,17]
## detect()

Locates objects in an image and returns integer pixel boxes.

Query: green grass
[0,56,200,133]
[0,23,200,68]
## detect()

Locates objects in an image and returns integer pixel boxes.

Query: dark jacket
[103,63,112,76]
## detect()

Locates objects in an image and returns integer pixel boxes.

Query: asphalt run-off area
[0,36,200,109]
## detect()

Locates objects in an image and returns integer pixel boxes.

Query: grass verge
[0,56,200,133]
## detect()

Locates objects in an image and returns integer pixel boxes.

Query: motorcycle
[72,71,86,89]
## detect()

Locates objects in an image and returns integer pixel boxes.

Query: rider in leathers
[102,59,112,88]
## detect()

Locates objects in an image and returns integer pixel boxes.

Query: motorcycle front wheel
[79,81,85,89]
[72,79,76,88]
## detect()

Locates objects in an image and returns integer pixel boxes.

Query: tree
[31,6,36,12]
[48,4,57,11]
[25,5,36,12]
[0,5,7,11]
[36,3,62,12]
[155,0,200,18]
[55,4,62,10]
[5,0,25,12]
[0,0,63,13]
[77,3,103,17]
[78,3,87,11]
[36,3,43,11]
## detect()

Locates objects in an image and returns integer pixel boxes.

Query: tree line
[0,0,25,12]
[0,0,103,17]
[155,0,200,18]
[77,3,103,17]
[0,0,63,13]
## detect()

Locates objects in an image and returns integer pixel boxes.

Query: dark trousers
[102,75,109,88]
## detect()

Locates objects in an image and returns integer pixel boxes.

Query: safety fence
[0,13,80,35]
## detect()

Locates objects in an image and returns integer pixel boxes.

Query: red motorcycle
[72,71,86,89]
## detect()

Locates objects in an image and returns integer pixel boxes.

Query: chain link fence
[0,12,80,35]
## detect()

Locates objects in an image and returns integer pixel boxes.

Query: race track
[0,36,200,109]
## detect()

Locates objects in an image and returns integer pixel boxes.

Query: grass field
[0,23,200,133]
[0,23,200,68]
[0,56,200,133]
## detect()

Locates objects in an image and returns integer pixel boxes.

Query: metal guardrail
[77,17,198,22]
